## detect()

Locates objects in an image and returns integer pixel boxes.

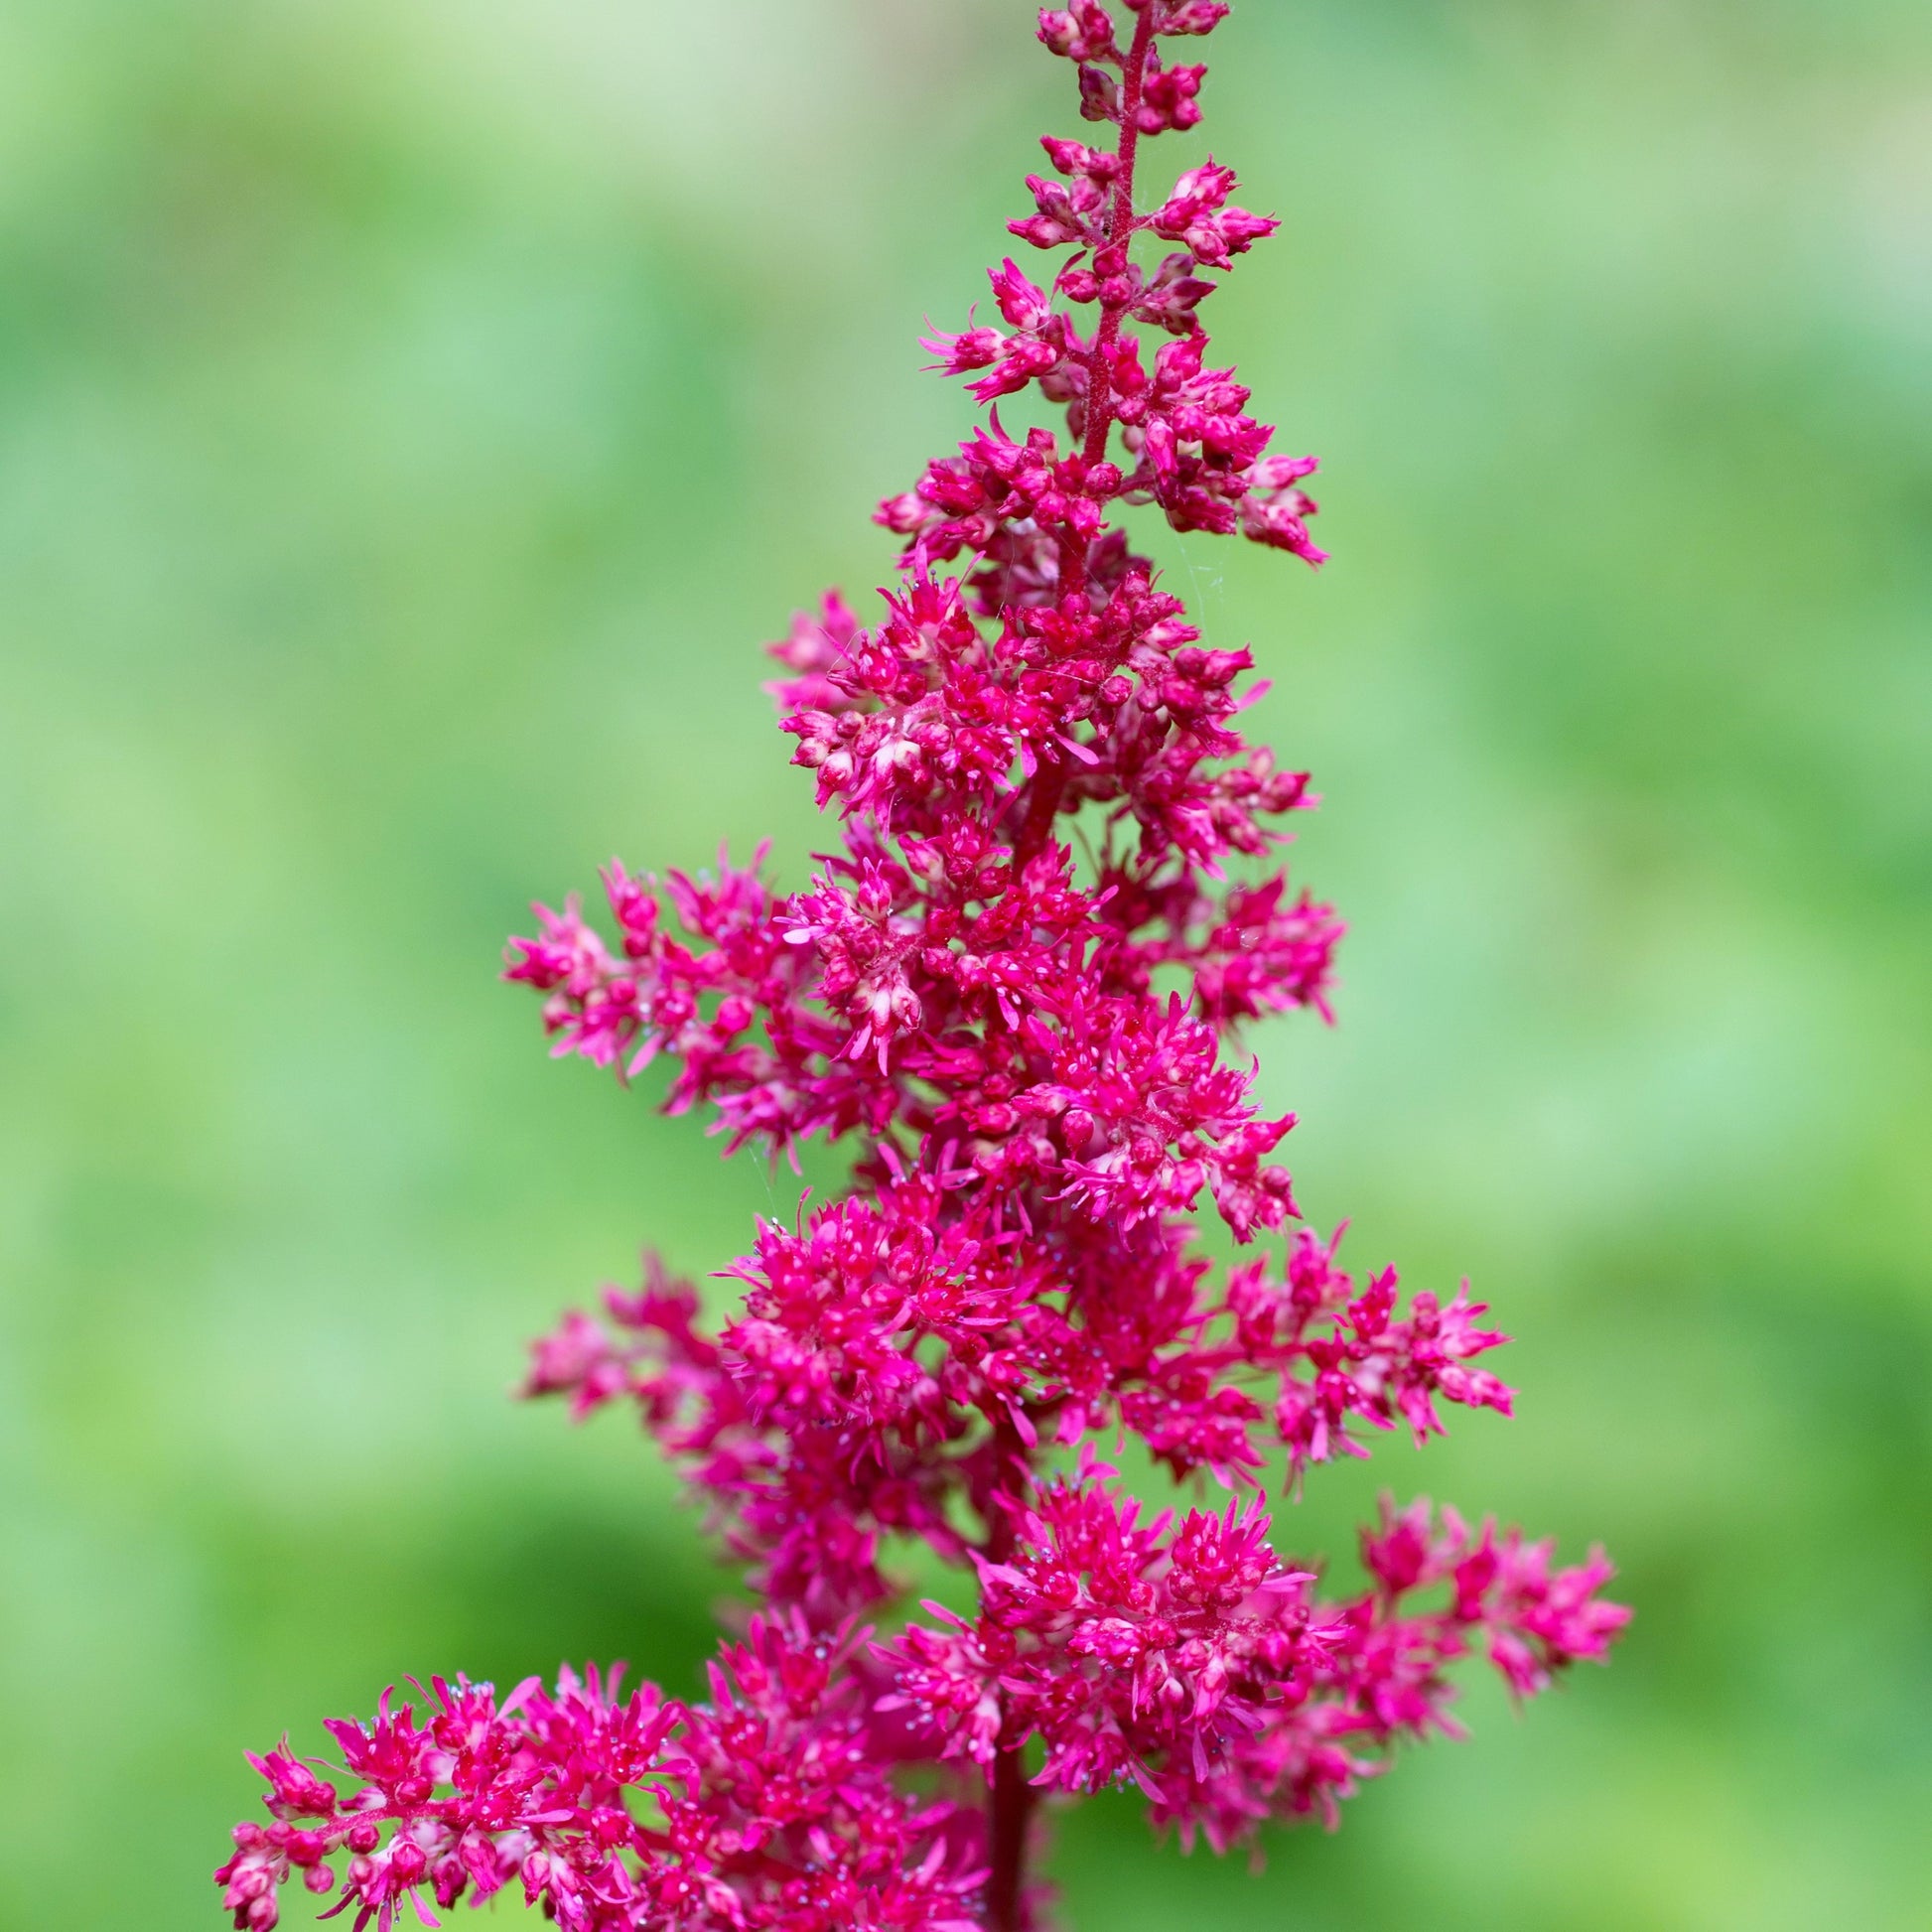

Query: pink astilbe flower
[221,7,1624,1929]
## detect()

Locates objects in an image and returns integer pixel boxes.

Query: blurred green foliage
[2,1,1928,1926]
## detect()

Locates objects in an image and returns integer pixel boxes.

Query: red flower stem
[1013,755,1069,866]
[1081,6,1157,469]
[1018,10,1156,872]
[986,1739,1040,1932]
[1003,14,1161,1876]
[984,1411,1037,1932]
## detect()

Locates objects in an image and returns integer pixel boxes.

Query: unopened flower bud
[1078,64,1121,122]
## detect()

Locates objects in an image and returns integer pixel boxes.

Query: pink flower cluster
[219,6,1623,1929]
[885,1477,1624,1853]
[215,1622,982,1932]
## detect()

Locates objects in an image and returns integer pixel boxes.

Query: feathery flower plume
[218,7,1623,1928]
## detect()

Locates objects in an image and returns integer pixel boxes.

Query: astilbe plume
[217,7,1626,1929]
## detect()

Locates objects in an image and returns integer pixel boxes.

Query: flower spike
[223,10,1621,1929]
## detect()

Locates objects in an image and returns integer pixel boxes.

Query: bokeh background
[3,0,1928,1926]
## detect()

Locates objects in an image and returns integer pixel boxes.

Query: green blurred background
[3,0,1928,1925]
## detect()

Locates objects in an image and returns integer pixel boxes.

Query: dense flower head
[223,8,1621,1930]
